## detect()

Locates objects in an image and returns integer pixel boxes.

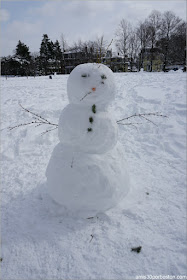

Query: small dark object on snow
[89,234,94,242]
[146,192,149,195]
[0,258,3,262]
[87,128,92,132]
[87,216,98,220]
[101,74,107,79]
[89,117,94,123]
[92,104,96,114]
[131,246,142,253]
[71,157,74,168]
[49,75,52,79]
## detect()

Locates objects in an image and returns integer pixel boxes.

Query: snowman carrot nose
[92,87,96,91]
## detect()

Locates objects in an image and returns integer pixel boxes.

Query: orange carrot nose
[92,87,96,91]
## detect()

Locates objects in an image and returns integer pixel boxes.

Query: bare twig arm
[8,104,58,135]
[116,112,167,125]
[9,121,42,130]
[19,103,58,126]
[8,105,167,135]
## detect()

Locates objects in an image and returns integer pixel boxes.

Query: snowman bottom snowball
[46,142,130,218]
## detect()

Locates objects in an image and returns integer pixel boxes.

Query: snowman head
[67,63,116,108]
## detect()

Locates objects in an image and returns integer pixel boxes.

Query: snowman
[46,63,130,218]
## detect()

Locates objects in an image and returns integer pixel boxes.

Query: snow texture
[1,70,186,279]
[47,63,129,216]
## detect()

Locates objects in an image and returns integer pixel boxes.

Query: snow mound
[46,142,130,218]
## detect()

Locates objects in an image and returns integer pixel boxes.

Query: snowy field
[1,71,186,279]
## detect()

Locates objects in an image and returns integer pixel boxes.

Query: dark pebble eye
[82,74,90,78]
[101,74,107,79]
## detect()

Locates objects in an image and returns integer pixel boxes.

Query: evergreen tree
[39,34,53,75]
[1,56,21,76]
[15,40,31,62]
[53,40,62,60]
[48,40,55,60]
[40,34,51,59]
[30,52,40,76]
[53,40,62,73]
[14,40,31,76]
[39,35,63,74]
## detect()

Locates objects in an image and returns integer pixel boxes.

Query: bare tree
[147,10,162,71]
[171,21,186,65]
[84,40,100,62]
[128,28,140,71]
[96,35,108,62]
[60,33,69,52]
[68,36,108,63]
[69,38,85,53]
[136,20,150,69]
[161,20,186,67]
[115,19,132,71]
[160,11,181,71]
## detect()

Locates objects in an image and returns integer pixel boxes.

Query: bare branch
[89,234,94,243]
[106,39,113,52]
[19,103,49,123]
[80,92,91,101]
[9,104,58,135]
[41,126,58,135]
[117,112,167,124]
[117,122,143,125]
[19,103,58,126]
[139,115,158,126]
[117,122,142,130]
[9,121,41,130]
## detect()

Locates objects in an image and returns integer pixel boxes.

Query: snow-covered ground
[1,71,186,279]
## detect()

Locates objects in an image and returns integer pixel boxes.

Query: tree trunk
[150,45,153,72]
[163,42,168,72]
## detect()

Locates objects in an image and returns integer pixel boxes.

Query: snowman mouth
[80,91,92,101]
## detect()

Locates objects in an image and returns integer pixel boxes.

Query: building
[139,48,164,72]
[62,49,100,74]
[47,49,134,75]
[102,50,131,72]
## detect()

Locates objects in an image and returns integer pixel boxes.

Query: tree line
[1,10,186,76]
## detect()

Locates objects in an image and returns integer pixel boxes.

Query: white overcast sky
[1,0,186,56]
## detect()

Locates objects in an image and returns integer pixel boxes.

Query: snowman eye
[81,74,90,78]
[101,74,107,79]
